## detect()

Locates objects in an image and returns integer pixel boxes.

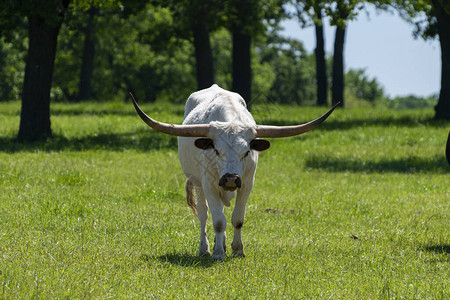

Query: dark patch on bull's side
[195,138,214,150]
[250,139,270,152]
[213,221,225,233]
[234,222,243,229]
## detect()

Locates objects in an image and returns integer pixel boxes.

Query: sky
[280,5,441,98]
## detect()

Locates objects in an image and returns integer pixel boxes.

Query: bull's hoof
[199,240,210,256]
[231,241,244,257]
[211,253,225,261]
[213,235,227,252]
[199,249,211,256]
[232,249,245,257]
[211,248,225,261]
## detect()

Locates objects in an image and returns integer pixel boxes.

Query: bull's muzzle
[219,173,241,191]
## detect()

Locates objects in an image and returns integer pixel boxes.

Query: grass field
[0,100,449,298]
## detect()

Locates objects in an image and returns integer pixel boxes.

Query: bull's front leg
[210,201,227,261]
[195,187,210,256]
[203,185,227,261]
[231,182,252,257]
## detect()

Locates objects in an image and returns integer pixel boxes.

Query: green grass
[0,100,449,298]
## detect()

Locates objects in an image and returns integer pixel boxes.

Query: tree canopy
[0,0,447,142]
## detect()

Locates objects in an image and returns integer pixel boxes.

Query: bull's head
[130,93,339,191]
[193,124,270,191]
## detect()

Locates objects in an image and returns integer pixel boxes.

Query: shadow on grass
[140,253,214,268]
[423,244,450,255]
[0,129,178,153]
[0,103,186,118]
[50,106,186,117]
[305,155,449,173]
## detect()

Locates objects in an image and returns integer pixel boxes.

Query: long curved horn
[255,102,340,138]
[130,93,210,137]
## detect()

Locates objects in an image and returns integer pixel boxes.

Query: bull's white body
[178,84,259,260]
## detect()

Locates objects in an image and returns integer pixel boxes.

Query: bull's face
[194,124,270,191]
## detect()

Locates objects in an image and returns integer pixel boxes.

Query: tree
[160,0,222,91]
[293,0,390,108]
[77,6,99,101]
[331,15,346,107]
[394,0,450,119]
[9,1,71,142]
[189,1,219,90]
[52,3,197,103]
[327,1,359,107]
[294,0,328,106]
[191,13,215,90]
[314,4,328,106]
[94,4,196,103]
[226,0,286,110]
[229,0,254,109]
[430,0,450,119]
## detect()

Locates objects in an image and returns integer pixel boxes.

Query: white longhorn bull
[131,84,338,260]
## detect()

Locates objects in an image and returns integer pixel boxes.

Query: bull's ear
[195,138,214,150]
[250,139,270,152]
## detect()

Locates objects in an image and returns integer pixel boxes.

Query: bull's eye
[242,151,250,159]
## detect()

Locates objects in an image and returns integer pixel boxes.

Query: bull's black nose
[219,173,241,191]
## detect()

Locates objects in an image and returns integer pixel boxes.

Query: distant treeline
[0,3,389,105]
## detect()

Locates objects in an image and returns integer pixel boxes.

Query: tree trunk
[18,14,64,142]
[192,18,215,90]
[446,129,450,167]
[232,29,252,110]
[314,7,328,106]
[77,7,98,101]
[332,22,346,107]
[432,0,450,120]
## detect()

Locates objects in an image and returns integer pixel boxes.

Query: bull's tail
[185,179,198,219]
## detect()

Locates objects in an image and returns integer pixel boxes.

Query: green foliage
[52,10,85,101]
[0,1,317,105]
[211,28,233,89]
[225,0,287,35]
[0,33,26,101]
[392,0,449,40]
[161,0,225,39]
[387,94,438,109]
[53,4,196,103]
[72,0,122,11]
[0,0,70,28]
[346,68,385,102]
[258,33,316,104]
[326,0,362,27]
[293,0,323,27]
[0,101,449,298]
